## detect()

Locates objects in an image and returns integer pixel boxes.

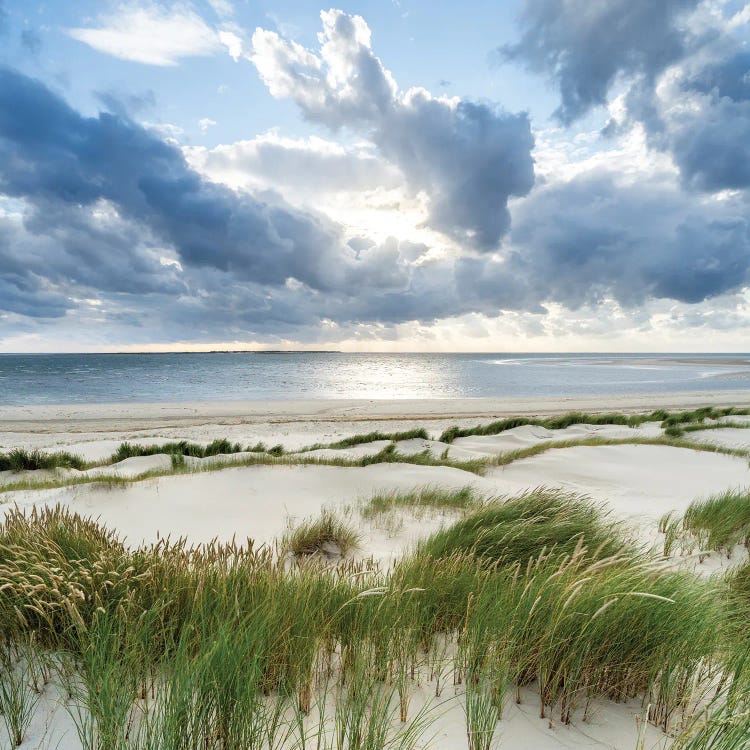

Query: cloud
[603,44,750,193]
[500,0,703,123]
[208,0,233,18]
[67,2,223,65]
[664,50,750,191]
[503,1,750,195]
[218,29,243,61]
[0,66,418,319]
[250,9,535,250]
[0,220,73,318]
[477,170,750,311]
[198,117,217,133]
[187,132,402,195]
[1,43,749,345]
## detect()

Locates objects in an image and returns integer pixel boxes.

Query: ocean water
[1,352,750,405]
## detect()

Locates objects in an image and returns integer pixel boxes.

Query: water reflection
[0,352,749,404]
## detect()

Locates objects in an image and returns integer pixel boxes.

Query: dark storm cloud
[252,10,535,250]
[616,51,750,193]
[667,52,750,191]
[0,208,186,323]
[0,220,73,318]
[0,275,70,318]
[500,0,702,123]
[377,94,535,249]
[0,66,406,297]
[502,1,750,196]
[492,173,750,309]
[686,51,750,102]
[670,96,750,191]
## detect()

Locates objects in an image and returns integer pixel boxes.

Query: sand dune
[2,398,750,750]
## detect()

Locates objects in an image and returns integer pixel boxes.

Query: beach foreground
[2,395,750,750]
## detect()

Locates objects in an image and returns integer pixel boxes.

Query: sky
[0,1,749,352]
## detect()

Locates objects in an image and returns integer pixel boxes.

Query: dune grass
[677,489,750,556]
[439,406,750,443]
[302,428,430,451]
[110,438,282,463]
[1,432,747,497]
[415,489,633,569]
[283,511,361,557]
[2,403,747,482]
[360,486,482,519]
[0,448,85,472]
[0,496,742,746]
[396,535,723,730]
[674,566,750,749]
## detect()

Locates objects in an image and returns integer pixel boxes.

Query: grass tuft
[417,489,632,568]
[360,486,481,519]
[682,489,750,555]
[283,511,361,557]
[0,448,85,472]
[303,428,430,451]
[110,438,245,462]
[439,406,750,443]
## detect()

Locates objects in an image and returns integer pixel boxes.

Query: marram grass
[439,405,750,443]
[360,486,481,519]
[0,447,85,472]
[0,492,744,747]
[1,432,746,496]
[283,511,361,557]
[415,489,634,567]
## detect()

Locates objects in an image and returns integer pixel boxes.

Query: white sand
[2,394,750,750]
[687,427,750,450]
[2,390,750,452]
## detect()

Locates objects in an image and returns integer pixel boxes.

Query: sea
[1,352,750,406]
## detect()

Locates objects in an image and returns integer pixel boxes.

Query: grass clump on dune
[302,427,430,451]
[439,411,642,443]
[360,486,481,519]
[0,448,85,472]
[394,540,722,729]
[110,438,246,462]
[681,489,750,555]
[439,405,750,443]
[283,510,361,557]
[417,489,633,568]
[675,567,750,750]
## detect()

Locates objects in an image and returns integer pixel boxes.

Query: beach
[2,393,750,749]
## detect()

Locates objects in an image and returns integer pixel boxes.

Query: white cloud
[198,118,217,133]
[249,10,535,250]
[207,0,234,18]
[186,131,401,193]
[218,29,243,61]
[183,131,437,246]
[67,3,222,66]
